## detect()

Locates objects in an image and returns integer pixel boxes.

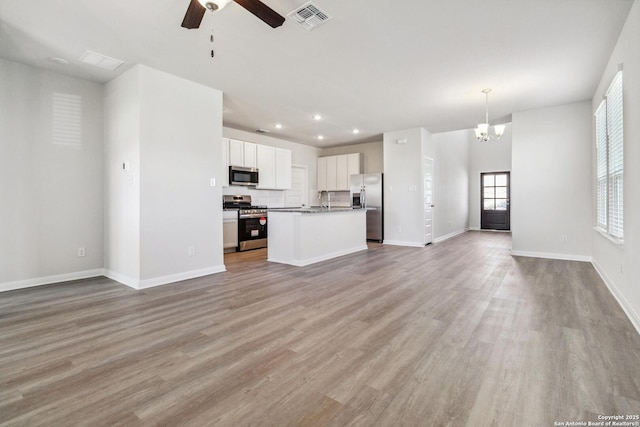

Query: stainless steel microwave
[229,166,259,186]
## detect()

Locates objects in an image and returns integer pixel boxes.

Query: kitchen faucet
[318,190,332,209]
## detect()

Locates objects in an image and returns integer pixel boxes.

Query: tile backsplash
[222,186,351,208]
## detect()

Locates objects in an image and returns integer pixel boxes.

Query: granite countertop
[268,207,372,213]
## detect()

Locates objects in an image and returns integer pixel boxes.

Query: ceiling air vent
[288,2,332,31]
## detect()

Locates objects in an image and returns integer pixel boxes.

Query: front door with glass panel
[481,172,510,230]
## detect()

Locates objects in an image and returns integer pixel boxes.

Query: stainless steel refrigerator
[350,173,383,242]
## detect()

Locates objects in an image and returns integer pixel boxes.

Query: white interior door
[423,156,434,245]
[285,165,308,207]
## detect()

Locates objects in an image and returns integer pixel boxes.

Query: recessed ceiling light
[313,114,323,121]
[317,135,324,140]
[352,128,360,134]
[274,123,283,129]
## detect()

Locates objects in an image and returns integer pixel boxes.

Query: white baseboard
[468,227,511,233]
[510,250,592,262]
[382,240,427,248]
[268,245,368,267]
[106,265,227,290]
[592,260,640,336]
[0,269,106,293]
[433,228,468,243]
[103,270,139,289]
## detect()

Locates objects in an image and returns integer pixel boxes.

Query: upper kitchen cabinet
[317,153,361,191]
[222,138,230,187]
[317,157,327,191]
[347,153,361,180]
[256,145,276,188]
[256,145,292,190]
[326,156,338,191]
[275,148,292,189]
[228,138,257,168]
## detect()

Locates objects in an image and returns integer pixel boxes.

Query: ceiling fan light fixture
[198,0,232,11]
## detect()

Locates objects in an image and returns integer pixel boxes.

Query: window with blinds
[594,71,623,241]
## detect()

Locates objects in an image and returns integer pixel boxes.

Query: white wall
[103,66,141,284]
[0,59,104,291]
[222,128,320,207]
[511,102,592,260]
[468,125,513,230]
[432,129,470,241]
[383,128,433,246]
[105,65,225,288]
[591,0,640,332]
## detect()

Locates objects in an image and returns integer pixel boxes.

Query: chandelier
[475,89,506,142]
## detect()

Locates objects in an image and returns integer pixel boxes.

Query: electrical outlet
[397,225,402,233]
[77,247,86,257]
[561,235,568,243]
[210,178,216,187]
[188,246,196,257]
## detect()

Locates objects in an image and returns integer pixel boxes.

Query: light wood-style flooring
[1,231,640,426]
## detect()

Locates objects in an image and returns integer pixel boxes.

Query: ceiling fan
[181,0,285,29]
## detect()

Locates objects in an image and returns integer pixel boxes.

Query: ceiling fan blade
[181,0,207,29]
[233,0,285,28]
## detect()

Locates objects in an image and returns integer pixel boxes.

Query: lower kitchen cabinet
[223,211,238,252]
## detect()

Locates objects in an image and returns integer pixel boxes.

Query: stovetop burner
[223,195,268,218]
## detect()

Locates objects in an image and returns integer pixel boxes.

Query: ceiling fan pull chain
[210,12,215,58]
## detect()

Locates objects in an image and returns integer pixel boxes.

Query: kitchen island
[267,207,367,266]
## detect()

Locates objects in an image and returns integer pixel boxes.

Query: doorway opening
[481,172,510,230]
[424,156,434,244]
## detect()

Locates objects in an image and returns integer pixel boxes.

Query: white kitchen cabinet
[222,138,229,187]
[275,148,292,189]
[347,153,361,181]
[228,139,257,168]
[256,145,292,190]
[317,153,361,192]
[223,210,238,251]
[336,155,349,190]
[244,142,257,168]
[256,145,276,189]
[317,157,327,191]
[326,156,338,191]
[228,139,244,167]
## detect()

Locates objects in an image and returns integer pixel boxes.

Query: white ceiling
[0,0,633,147]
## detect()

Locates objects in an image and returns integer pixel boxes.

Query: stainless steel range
[223,195,268,251]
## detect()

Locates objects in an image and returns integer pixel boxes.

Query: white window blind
[595,71,623,240]
[595,102,607,230]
